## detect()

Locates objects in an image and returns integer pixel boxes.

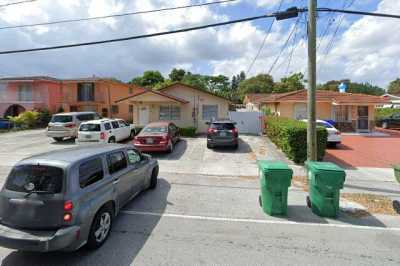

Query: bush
[179,127,197,137]
[265,116,328,164]
[8,111,39,129]
[36,108,52,127]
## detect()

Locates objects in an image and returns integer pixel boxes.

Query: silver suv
[46,112,101,141]
[0,144,158,252]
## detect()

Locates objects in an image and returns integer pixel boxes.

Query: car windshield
[211,123,235,130]
[317,122,333,128]
[79,123,101,131]
[143,126,167,133]
[5,165,64,193]
[51,115,73,123]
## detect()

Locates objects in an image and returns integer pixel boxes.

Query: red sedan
[133,122,180,153]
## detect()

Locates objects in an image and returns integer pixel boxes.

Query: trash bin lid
[305,161,344,173]
[257,160,292,172]
[393,165,400,171]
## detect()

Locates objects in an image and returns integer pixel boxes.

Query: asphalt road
[0,130,399,265]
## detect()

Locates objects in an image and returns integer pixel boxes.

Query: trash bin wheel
[393,200,400,214]
[259,195,262,207]
[306,196,312,208]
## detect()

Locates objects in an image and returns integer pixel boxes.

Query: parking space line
[121,210,400,232]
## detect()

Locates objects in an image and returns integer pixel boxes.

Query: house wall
[161,84,230,133]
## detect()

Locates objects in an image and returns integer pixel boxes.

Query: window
[104,123,111,130]
[79,123,101,132]
[51,115,72,123]
[6,165,64,193]
[101,108,108,117]
[111,105,119,114]
[211,123,235,130]
[127,150,141,164]
[118,120,129,127]
[77,83,95,101]
[159,106,181,120]
[18,84,33,101]
[77,113,95,121]
[111,121,119,129]
[79,158,104,188]
[202,105,218,120]
[129,105,134,113]
[317,122,333,128]
[335,106,350,122]
[143,126,167,133]
[107,152,127,174]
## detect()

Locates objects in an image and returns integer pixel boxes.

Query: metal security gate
[229,111,262,135]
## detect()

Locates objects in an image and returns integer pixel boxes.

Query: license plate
[220,132,227,137]
[85,135,91,139]
[146,138,154,144]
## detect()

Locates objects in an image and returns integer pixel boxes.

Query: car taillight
[63,213,72,222]
[65,123,76,128]
[231,128,238,136]
[208,128,216,133]
[64,201,73,211]
[100,132,107,140]
[335,131,341,135]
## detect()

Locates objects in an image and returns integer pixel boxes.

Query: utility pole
[307,0,317,161]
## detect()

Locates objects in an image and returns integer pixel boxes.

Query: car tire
[53,137,63,142]
[207,142,213,149]
[87,206,113,250]
[149,166,159,190]
[129,130,136,140]
[233,143,239,150]
[382,122,388,129]
[108,137,116,143]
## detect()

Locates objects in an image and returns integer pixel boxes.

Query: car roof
[145,121,170,127]
[211,119,235,124]
[53,112,96,116]
[81,118,113,124]
[19,144,132,165]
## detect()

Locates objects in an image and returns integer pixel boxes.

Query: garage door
[229,111,262,135]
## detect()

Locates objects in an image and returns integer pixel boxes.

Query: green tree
[274,72,305,93]
[181,72,209,91]
[318,80,384,95]
[238,74,274,98]
[388,78,400,95]
[169,68,186,82]
[208,75,230,93]
[130,70,164,87]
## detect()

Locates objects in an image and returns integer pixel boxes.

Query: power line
[246,0,285,76]
[267,16,300,75]
[0,0,36,8]
[0,0,237,30]
[0,12,286,55]
[285,13,303,75]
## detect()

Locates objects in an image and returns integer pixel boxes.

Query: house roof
[244,93,272,104]
[258,89,389,104]
[115,88,189,104]
[159,82,231,102]
[0,76,60,82]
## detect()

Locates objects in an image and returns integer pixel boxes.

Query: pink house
[0,76,62,118]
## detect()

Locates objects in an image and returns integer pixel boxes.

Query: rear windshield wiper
[24,190,54,198]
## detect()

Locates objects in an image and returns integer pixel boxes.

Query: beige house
[245,89,389,132]
[116,83,231,133]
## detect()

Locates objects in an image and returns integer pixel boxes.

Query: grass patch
[342,193,399,216]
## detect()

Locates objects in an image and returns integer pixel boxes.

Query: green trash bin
[258,160,292,216]
[393,165,400,184]
[305,161,346,218]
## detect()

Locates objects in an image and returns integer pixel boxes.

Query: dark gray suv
[206,120,239,149]
[0,144,158,252]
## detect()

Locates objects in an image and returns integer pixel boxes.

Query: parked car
[46,112,101,141]
[133,122,180,153]
[0,144,158,252]
[77,118,136,144]
[206,120,239,149]
[302,119,341,147]
[377,112,400,129]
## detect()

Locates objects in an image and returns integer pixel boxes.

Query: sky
[0,0,398,88]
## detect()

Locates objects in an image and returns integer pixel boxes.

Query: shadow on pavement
[147,139,188,160]
[323,153,357,170]
[211,138,252,154]
[1,178,171,266]
[49,138,76,145]
[345,183,400,196]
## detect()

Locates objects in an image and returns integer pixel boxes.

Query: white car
[77,118,136,144]
[301,119,341,147]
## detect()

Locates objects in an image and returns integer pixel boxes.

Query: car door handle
[113,178,120,184]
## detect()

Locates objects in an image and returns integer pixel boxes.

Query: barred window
[202,105,218,120]
[159,106,180,120]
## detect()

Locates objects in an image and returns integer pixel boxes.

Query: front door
[357,106,369,131]
[139,106,149,126]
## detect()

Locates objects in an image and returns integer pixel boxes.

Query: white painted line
[121,210,400,232]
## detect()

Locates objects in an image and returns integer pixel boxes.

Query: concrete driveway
[0,130,399,265]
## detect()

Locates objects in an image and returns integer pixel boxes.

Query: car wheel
[53,137,63,142]
[233,143,239,150]
[129,130,136,140]
[382,122,388,129]
[149,166,159,190]
[87,207,113,249]
[207,142,213,149]
[108,137,116,143]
